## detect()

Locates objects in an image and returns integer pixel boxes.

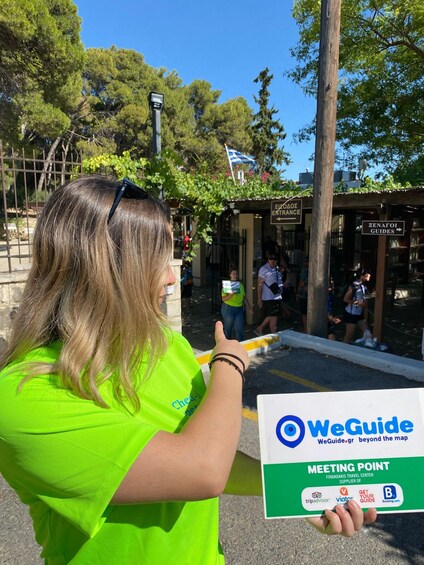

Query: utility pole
[307,0,342,337]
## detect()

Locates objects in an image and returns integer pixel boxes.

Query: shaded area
[183,285,423,360]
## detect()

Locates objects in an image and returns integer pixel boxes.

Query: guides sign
[271,199,302,225]
[258,388,424,519]
[362,220,405,236]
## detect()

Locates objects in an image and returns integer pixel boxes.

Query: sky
[73,0,318,181]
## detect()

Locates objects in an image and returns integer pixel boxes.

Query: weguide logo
[275,415,305,448]
[275,414,414,448]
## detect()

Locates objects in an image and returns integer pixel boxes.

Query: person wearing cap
[343,268,372,343]
[255,254,283,335]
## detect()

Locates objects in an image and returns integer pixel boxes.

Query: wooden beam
[307,0,341,337]
[373,206,389,341]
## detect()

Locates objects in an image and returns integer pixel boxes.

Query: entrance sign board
[258,388,424,519]
[362,220,405,236]
[271,199,302,225]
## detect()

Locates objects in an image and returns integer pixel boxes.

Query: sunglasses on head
[107,178,148,223]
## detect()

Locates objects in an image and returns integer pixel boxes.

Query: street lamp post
[148,92,164,200]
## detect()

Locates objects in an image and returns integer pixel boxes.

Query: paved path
[221,348,424,565]
[183,285,424,361]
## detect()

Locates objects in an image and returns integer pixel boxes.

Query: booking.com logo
[275,415,306,448]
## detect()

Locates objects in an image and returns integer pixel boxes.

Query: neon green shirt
[222,282,245,308]
[0,332,225,564]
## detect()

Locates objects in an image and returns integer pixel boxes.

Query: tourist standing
[221,268,252,341]
[255,255,283,335]
[343,268,372,343]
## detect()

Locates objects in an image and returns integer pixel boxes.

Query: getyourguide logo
[275,414,414,448]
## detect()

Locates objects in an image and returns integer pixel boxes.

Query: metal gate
[0,142,82,272]
[282,228,348,291]
[208,232,247,314]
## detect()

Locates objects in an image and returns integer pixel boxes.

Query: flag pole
[225,144,237,185]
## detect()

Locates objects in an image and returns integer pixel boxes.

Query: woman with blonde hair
[0,176,376,564]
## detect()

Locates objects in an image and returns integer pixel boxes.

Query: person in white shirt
[255,255,283,335]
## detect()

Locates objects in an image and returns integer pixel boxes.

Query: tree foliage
[78,47,254,174]
[251,68,291,176]
[290,0,424,182]
[0,0,84,146]
[0,1,292,184]
[82,152,299,246]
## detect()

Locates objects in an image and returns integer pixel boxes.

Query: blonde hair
[0,175,173,411]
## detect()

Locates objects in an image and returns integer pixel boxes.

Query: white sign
[222,280,241,294]
[258,388,424,519]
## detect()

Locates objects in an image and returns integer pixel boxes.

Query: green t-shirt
[221,282,245,308]
[0,332,225,565]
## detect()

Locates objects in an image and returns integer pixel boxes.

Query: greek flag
[227,148,256,167]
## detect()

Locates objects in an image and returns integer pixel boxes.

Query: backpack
[342,283,356,305]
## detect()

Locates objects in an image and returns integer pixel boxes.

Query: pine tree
[251,68,291,176]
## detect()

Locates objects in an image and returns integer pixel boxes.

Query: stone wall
[0,260,182,351]
[0,271,28,351]
[163,259,183,333]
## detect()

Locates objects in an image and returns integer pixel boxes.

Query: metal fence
[283,228,348,290]
[0,142,82,272]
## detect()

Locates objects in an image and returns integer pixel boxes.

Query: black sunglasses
[107,178,148,223]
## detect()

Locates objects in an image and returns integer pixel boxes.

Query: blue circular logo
[275,415,305,448]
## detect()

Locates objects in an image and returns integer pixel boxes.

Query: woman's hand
[211,321,250,373]
[307,500,377,537]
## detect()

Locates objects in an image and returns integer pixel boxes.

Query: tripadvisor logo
[275,415,414,448]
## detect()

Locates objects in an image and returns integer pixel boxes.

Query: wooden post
[373,206,389,341]
[307,0,342,337]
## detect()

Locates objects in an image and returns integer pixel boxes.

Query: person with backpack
[343,268,372,343]
[255,255,283,335]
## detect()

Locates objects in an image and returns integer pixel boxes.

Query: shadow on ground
[183,285,424,360]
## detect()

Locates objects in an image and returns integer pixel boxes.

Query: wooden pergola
[230,186,424,341]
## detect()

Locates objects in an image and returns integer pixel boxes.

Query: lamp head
[148,91,164,111]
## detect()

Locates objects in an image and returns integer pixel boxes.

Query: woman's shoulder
[1,341,62,373]
[165,330,196,358]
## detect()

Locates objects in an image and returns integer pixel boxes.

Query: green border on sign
[263,457,424,517]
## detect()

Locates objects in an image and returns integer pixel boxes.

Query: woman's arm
[257,277,264,306]
[343,287,354,305]
[111,322,249,504]
[224,451,262,496]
